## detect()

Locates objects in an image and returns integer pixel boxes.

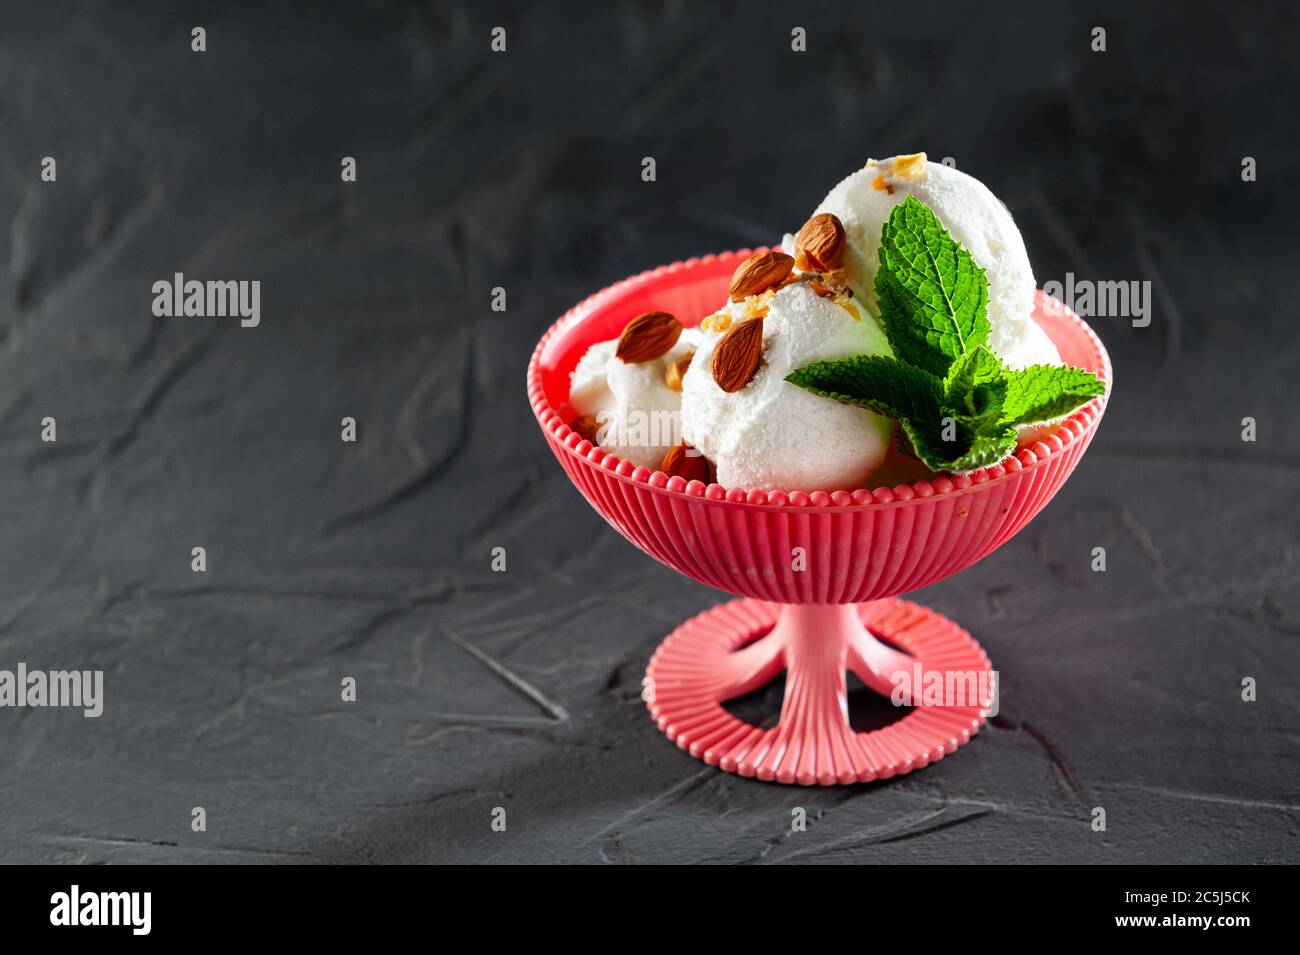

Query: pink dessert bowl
[528,249,1111,786]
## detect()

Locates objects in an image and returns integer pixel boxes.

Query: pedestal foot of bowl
[645,599,994,786]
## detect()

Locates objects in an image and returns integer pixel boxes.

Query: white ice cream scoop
[811,153,1060,369]
[680,281,892,492]
[569,328,700,470]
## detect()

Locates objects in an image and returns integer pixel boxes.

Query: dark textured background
[1,1,1297,864]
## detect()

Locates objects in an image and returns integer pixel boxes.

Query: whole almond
[795,213,846,272]
[663,352,693,392]
[729,251,794,302]
[616,311,682,363]
[711,316,764,393]
[661,442,715,484]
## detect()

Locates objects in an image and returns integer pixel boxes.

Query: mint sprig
[786,195,1105,473]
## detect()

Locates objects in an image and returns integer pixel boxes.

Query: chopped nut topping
[820,267,849,288]
[891,151,928,181]
[700,312,732,334]
[744,288,777,320]
[663,352,693,392]
[834,297,860,320]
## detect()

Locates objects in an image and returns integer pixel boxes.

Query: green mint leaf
[876,277,952,377]
[875,195,991,377]
[952,394,1005,434]
[999,364,1105,426]
[786,355,943,423]
[941,428,1019,472]
[898,416,967,470]
[942,345,1008,432]
[945,426,1019,471]
[943,344,1004,400]
[901,419,1017,473]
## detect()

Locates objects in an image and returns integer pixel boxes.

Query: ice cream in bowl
[528,153,1111,785]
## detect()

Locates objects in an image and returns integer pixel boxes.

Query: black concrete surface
[0,1,1297,863]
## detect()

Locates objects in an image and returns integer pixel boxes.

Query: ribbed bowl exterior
[529,252,1111,605]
